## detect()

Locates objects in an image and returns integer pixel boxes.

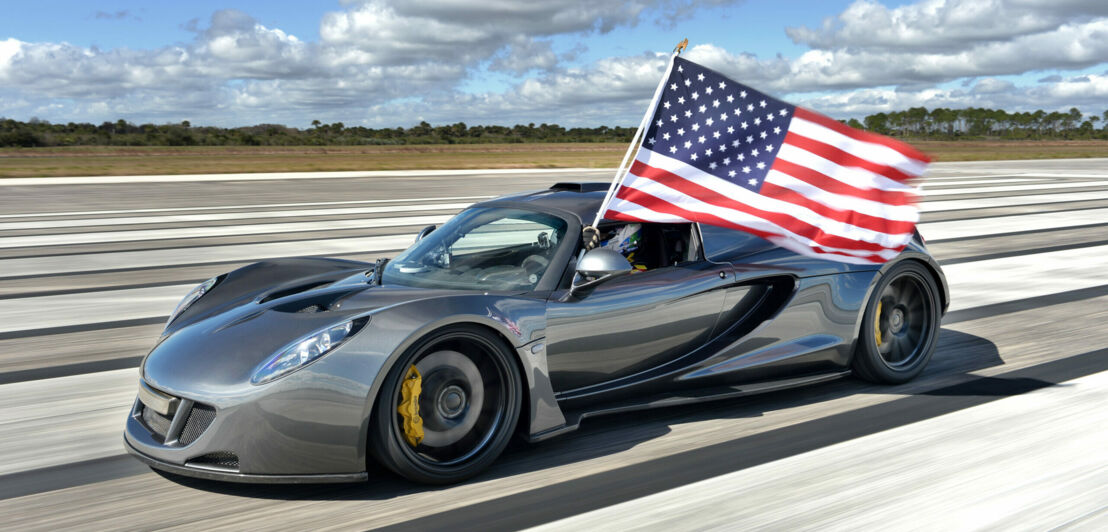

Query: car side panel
[544,261,732,394]
[675,271,876,385]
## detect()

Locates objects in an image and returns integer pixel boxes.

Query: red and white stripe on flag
[605,107,929,264]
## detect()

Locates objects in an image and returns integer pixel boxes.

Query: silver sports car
[124,182,948,484]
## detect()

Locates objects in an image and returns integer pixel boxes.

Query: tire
[853,261,941,384]
[369,325,522,484]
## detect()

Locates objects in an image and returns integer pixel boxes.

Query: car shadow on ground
[161,328,1008,501]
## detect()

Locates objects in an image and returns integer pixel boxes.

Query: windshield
[382,207,569,291]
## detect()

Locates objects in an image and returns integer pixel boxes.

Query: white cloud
[489,39,560,74]
[0,0,1106,127]
[793,74,1108,117]
[777,19,1108,91]
[0,2,740,125]
[786,0,1108,52]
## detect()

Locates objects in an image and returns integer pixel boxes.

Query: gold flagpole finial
[675,38,689,54]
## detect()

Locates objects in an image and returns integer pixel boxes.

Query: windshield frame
[382,203,581,293]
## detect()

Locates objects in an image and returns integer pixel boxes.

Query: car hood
[143,258,501,396]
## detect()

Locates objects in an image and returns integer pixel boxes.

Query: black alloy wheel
[369,325,522,484]
[853,261,941,384]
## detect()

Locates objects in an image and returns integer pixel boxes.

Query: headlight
[251,318,367,385]
[166,277,220,327]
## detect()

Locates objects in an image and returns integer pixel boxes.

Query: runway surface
[1,159,1107,530]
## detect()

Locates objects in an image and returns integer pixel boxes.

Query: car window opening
[596,222,698,271]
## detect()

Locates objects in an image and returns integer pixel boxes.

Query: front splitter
[124,440,368,484]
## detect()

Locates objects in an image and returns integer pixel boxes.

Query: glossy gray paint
[129,266,560,477]
[546,260,733,394]
[125,183,949,482]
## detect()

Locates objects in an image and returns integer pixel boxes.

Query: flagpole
[588,38,688,238]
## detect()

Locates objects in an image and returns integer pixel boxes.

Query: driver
[601,224,648,272]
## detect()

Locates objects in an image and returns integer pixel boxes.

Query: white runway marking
[0,368,137,475]
[920,208,1108,241]
[920,178,1039,187]
[0,167,610,186]
[0,234,414,278]
[533,370,1108,531]
[1014,173,1108,179]
[920,174,1032,181]
[0,284,191,334]
[920,181,1108,196]
[0,196,492,220]
[921,191,1108,212]
[943,244,1108,311]
[2,162,1107,528]
[0,214,452,249]
[0,202,472,231]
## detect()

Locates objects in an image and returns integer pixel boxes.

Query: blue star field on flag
[642,57,796,192]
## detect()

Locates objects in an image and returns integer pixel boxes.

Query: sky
[1,0,1107,128]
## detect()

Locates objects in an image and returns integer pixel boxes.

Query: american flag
[602,57,929,264]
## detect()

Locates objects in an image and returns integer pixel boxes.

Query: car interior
[596,222,701,271]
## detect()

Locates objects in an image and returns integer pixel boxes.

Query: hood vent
[549,182,609,193]
[271,289,359,314]
[259,281,333,303]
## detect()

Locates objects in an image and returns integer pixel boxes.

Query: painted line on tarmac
[942,283,1108,324]
[920,191,1108,212]
[920,181,1108,196]
[923,204,1108,223]
[0,202,472,231]
[0,283,187,334]
[0,235,411,278]
[938,239,1108,265]
[534,371,1108,530]
[0,214,452,249]
[0,455,149,501]
[0,357,145,386]
[0,196,493,220]
[0,167,613,186]
[921,174,1034,181]
[9,181,1095,238]
[0,279,207,301]
[379,349,1108,531]
[942,243,1108,312]
[3,347,1105,504]
[920,178,1044,187]
[921,208,1108,242]
[929,222,1108,244]
[1015,173,1108,179]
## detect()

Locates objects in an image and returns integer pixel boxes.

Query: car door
[544,254,733,394]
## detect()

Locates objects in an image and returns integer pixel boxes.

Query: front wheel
[853,261,941,384]
[369,325,522,484]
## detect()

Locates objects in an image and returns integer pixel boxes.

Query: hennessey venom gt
[125,182,948,485]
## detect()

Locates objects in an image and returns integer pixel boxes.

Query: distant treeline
[3,107,1108,148]
[0,119,637,148]
[850,107,1108,140]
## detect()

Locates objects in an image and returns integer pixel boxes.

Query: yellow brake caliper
[397,365,424,447]
[874,300,883,347]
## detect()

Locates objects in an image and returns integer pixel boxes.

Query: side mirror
[570,248,632,295]
[414,225,436,243]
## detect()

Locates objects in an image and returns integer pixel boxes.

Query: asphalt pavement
[1,159,1106,530]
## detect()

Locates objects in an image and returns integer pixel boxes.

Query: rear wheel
[369,325,522,484]
[853,261,941,384]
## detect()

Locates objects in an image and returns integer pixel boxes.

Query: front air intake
[178,404,217,446]
[187,452,240,472]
